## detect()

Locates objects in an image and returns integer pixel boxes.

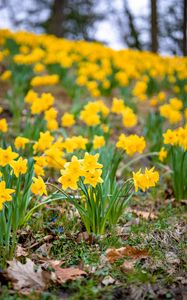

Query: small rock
[102,275,115,286]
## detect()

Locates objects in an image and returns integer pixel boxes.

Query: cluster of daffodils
[159,98,183,124]
[25,90,55,115]
[79,97,137,129]
[80,100,109,127]
[0,29,187,102]
[133,168,159,192]
[14,47,45,65]
[159,127,187,162]
[25,90,76,131]
[116,134,146,156]
[0,146,28,210]
[111,98,137,128]
[31,74,59,87]
[162,127,187,200]
[132,80,147,101]
[163,127,187,150]
[58,153,103,190]
[149,91,166,107]
[44,107,59,130]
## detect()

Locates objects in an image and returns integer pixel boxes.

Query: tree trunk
[183,0,187,56]
[125,2,142,50]
[151,0,158,53]
[47,0,65,37]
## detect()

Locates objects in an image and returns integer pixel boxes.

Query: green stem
[10,228,17,258]
[180,150,186,199]
[123,152,159,169]
[22,196,67,225]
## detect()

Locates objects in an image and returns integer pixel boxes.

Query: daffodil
[61,113,75,127]
[31,176,47,196]
[163,129,178,146]
[33,131,54,152]
[58,171,78,190]
[0,181,15,210]
[14,136,29,150]
[93,135,105,149]
[64,156,83,178]
[10,157,28,177]
[84,169,103,187]
[116,134,146,156]
[0,118,8,133]
[83,153,103,172]
[133,168,159,192]
[0,146,18,167]
[111,98,125,114]
[158,147,167,162]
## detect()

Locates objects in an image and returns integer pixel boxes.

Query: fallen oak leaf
[106,246,149,263]
[54,267,86,284]
[120,259,137,272]
[121,246,149,258]
[39,259,65,266]
[105,248,123,263]
[49,261,87,284]
[25,235,54,251]
[15,245,28,258]
[6,258,48,293]
[36,243,52,257]
[131,209,157,220]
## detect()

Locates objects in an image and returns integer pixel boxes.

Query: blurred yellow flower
[0,118,8,133]
[10,157,28,177]
[0,181,15,210]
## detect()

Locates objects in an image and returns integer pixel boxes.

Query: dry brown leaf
[15,245,28,257]
[36,243,52,256]
[106,246,149,263]
[77,232,94,244]
[50,261,87,284]
[131,209,157,220]
[6,259,48,293]
[43,235,54,242]
[40,259,65,267]
[121,260,137,272]
[106,248,123,263]
[181,199,187,205]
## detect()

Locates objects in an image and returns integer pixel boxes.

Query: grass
[1,191,186,300]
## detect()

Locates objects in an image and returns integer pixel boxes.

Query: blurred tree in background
[0,0,104,41]
[150,0,158,53]
[44,0,104,40]
[159,0,187,55]
[113,0,143,50]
